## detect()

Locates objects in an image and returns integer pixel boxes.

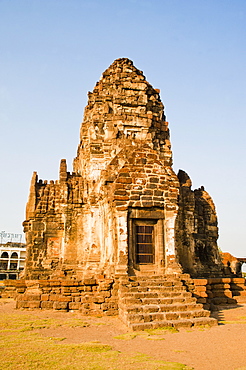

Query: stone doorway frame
[128,207,165,275]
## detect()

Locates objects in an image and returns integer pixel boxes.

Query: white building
[0,243,26,280]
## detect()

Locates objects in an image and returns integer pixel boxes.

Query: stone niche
[23,58,225,281]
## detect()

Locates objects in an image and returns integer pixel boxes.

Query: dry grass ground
[1,298,246,370]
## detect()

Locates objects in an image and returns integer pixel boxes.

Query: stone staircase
[119,275,217,331]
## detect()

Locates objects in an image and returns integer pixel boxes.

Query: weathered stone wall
[3,278,119,315]
[192,277,246,309]
[23,167,85,279]
[175,170,223,277]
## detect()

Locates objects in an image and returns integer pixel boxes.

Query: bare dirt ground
[1,299,246,370]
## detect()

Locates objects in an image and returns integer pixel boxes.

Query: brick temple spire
[73,58,172,178]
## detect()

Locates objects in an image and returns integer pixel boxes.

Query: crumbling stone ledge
[192,277,246,309]
[2,278,119,316]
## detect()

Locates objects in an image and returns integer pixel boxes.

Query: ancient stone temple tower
[23,58,223,280]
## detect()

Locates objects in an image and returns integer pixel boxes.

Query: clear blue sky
[0,1,245,259]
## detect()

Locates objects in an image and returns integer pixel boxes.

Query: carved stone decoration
[23,58,224,280]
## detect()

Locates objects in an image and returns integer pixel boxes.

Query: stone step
[191,317,218,327]
[123,274,184,281]
[121,292,158,299]
[120,287,188,298]
[141,296,196,305]
[125,309,210,324]
[120,284,184,293]
[120,282,184,291]
[120,277,185,286]
[130,320,183,331]
[121,291,192,304]
[129,316,217,331]
[178,310,210,319]
[125,280,183,288]
[122,302,204,315]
